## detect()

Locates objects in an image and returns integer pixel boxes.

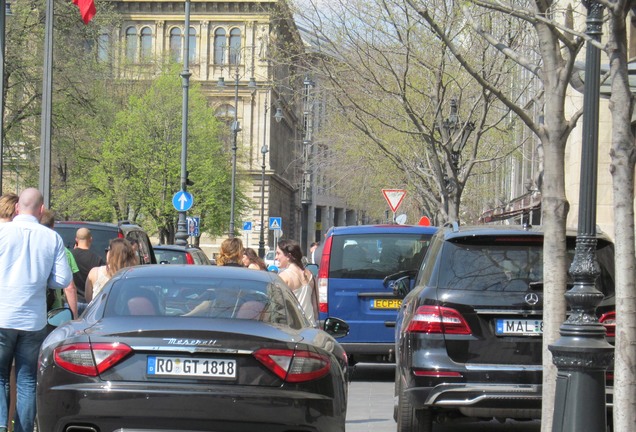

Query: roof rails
[443,220,460,232]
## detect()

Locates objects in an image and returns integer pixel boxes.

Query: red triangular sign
[382,189,407,213]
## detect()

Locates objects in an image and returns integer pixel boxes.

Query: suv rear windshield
[329,233,432,279]
[437,236,615,295]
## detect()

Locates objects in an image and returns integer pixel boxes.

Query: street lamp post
[218,60,256,238]
[548,2,613,431]
[0,0,9,195]
[174,0,191,246]
[39,0,53,207]
[438,98,474,219]
[258,142,268,258]
[258,94,282,258]
[228,70,241,238]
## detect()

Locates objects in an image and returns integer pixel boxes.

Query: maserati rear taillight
[254,348,331,383]
[599,311,616,337]
[405,305,472,335]
[54,342,132,376]
[317,236,333,314]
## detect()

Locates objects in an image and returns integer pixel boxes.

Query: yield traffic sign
[382,189,407,213]
[172,190,194,211]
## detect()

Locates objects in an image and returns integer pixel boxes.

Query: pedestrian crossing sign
[269,217,282,230]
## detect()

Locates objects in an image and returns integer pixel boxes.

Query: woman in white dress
[276,239,319,325]
[85,238,138,302]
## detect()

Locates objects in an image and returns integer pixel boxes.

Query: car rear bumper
[406,383,542,419]
[37,382,346,432]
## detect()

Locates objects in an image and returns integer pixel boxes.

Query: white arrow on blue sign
[172,190,194,211]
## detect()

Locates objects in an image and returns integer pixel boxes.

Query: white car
[264,250,279,270]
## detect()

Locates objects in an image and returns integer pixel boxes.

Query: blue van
[316,224,437,364]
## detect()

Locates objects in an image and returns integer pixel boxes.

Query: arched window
[125,27,137,62]
[215,104,236,120]
[188,27,196,63]
[214,28,226,65]
[98,33,110,62]
[229,28,241,64]
[140,27,153,60]
[170,28,182,62]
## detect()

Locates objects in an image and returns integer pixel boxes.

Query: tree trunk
[540,136,569,432]
[607,9,636,430]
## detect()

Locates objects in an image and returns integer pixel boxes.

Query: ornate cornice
[110,1,275,16]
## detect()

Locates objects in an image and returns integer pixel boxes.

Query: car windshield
[328,233,433,279]
[155,249,187,264]
[55,226,114,261]
[103,276,300,325]
[437,237,615,295]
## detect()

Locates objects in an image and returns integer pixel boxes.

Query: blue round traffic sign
[172,190,194,212]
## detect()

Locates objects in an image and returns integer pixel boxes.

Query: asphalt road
[346,363,541,432]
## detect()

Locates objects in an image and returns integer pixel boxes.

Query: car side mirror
[323,317,349,339]
[390,276,411,299]
[306,263,318,277]
[47,307,73,327]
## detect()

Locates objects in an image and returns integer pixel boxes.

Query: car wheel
[397,383,433,432]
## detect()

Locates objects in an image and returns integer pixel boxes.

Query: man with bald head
[70,227,104,315]
[0,188,72,432]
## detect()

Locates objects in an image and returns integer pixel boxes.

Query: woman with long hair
[276,239,319,325]
[85,238,138,301]
[216,238,244,266]
[242,248,267,270]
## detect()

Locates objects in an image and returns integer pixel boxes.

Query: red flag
[72,0,96,24]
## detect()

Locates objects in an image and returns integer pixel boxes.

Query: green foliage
[89,64,235,240]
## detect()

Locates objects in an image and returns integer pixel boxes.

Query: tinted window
[103,276,291,325]
[54,226,115,262]
[329,233,432,279]
[435,236,614,295]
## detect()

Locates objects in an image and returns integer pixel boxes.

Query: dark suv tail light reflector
[54,342,132,376]
[406,305,472,335]
[599,311,616,337]
[254,348,331,383]
[317,236,333,314]
[185,252,195,265]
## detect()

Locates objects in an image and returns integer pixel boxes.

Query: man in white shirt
[0,188,72,432]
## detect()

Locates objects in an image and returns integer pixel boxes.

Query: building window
[125,27,137,62]
[98,33,110,62]
[229,28,241,64]
[140,27,153,60]
[188,27,197,63]
[214,28,226,64]
[170,28,182,63]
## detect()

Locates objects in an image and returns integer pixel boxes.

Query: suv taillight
[54,342,132,376]
[599,311,616,337]
[405,305,472,335]
[185,252,195,265]
[317,235,333,314]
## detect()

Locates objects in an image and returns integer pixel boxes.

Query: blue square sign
[269,217,282,230]
[243,221,253,231]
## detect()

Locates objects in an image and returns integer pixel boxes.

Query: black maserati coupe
[37,265,349,432]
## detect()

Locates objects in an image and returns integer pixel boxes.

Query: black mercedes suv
[391,224,615,431]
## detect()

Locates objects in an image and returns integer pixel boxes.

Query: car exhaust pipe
[66,426,98,432]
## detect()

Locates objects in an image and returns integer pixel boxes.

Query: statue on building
[258,25,269,61]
